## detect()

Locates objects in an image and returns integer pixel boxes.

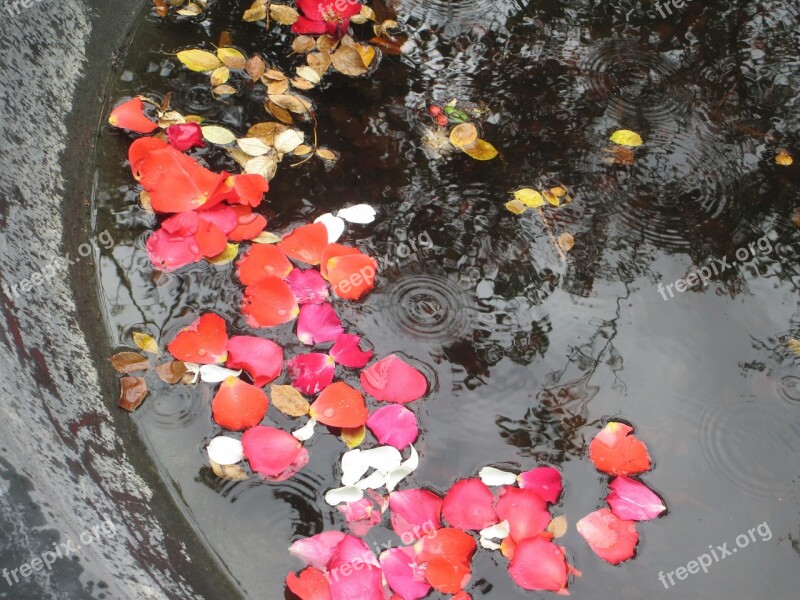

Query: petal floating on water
[310,381,368,428]
[329,333,373,368]
[236,243,293,285]
[366,405,418,450]
[589,421,652,475]
[242,425,306,479]
[297,302,343,345]
[508,537,569,593]
[167,313,228,364]
[226,335,284,387]
[517,466,563,504]
[442,478,498,530]
[286,353,335,395]
[606,475,666,521]
[360,354,427,404]
[576,508,638,564]
[277,222,329,265]
[286,267,330,304]
[241,276,299,328]
[389,488,443,542]
[211,376,269,431]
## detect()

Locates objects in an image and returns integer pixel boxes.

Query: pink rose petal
[360,354,428,404]
[338,498,382,537]
[146,227,202,271]
[242,425,307,480]
[287,353,336,395]
[576,508,638,564]
[380,546,431,600]
[388,489,443,542]
[329,535,380,570]
[508,537,569,593]
[226,336,284,387]
[517,467,563,504]
[166,122,205,151]
[297,303,344,345]
[329,334,373,368]
[606,476,666,521]
[366,405,418,450]
[198,204,238,234]
[287,267,330,304]
[495,487,550,543]
[289,531,347,571]
[442,478,498,531]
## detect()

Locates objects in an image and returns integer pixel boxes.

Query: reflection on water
[93,0,800,597]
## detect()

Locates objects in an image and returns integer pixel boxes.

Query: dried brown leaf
[245,54,266,80]
[109,352,150,374]
[119,376,148,412]
[270,384,311,416]
[155,360,188,384]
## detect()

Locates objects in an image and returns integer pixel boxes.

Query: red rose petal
[241,276,300,328]
[108,98,157,133]
[325,253,378,300]
[166,122,205,151]
[517,466,563,504]
[237,244,293,286]
[310,382,368,428]
[242,425,306,478]
[442,478,498,531]
[212,376,269,430]
[329,334,373,368]
[424,558,471,595]
[277,223,329,265]
[198,205,238,235]
[226,336,284,387]
[297,303,343,345]
[286,567,332,600]
[146,227,201,272]
[320,244,361,280]
[167,312,228,364]
[388,489,443,542]
[366,405,418,450]
[508,537,569,593]
[360,354,427,404]
[231,174,269,208]
[289,531,347,570]
[193,218,228,257]
[286,353,336,395]
[228,205,268,241]
[576,508,638,564]
[129,136,168,178]
[589,421,652,475]
[495,487,550,542]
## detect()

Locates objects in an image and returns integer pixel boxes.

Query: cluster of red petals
[292,0,362,38]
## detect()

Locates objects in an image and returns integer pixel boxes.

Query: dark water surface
[92,0,800,597]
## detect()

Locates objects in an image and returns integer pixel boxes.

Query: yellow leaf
[210,66,230,86]
[550,186,567,197]
[504,199,527,215]
[201,125,236,145]
[133,332,158,354]
[543,190,560,206]
[217,47,247,70]
[207,243,239,265]
[547,515,568,539]
[293,144,313,156]
[330,45,369,77]
[252,231,281,244]
[269,4,299,24]
[557,232,574,252]
[341,426,366,449]
[513,188,545,208]
[355,44,376,68]
[292,36,315,54]
[610,129,643,147]
[269,93,312,114]
[296,65,321,84]
[462,138,498,161]
[270,385,311,417]
[242,0,267,21]
[315,148,338,161]
[776,151,794,166]
[787,338,800,355]
[450,123,478,148]
[212,84,237,96]
[176,49,223,72]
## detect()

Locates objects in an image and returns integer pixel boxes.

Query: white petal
[360,446,402,472]
[355,470,387,490]
[199,365,242,383]
[207,436,244,465]
[479,519,510,541]
[325,486,363,506]
[292,418,316,441]
[385,446,419,491]
[341,449,369,486]
[183,362,200,384]
[480,538,501,550]
[479,466,517,486]
[336,204,376,224]
[314,213,345,243]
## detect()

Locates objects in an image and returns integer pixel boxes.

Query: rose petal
[479,466,517,487]
[325,252,378,300]
[277,222,329,265]
[380,547,431,600]
[442,478,498,530]
[297,303,344,345]
[168,313,228,364]
[237,244,293,285]
[495,487,550,543]
[386,445,419,491]
[293,418,317,441]
[606,476,666,521]
[108,98,157,133]
[310,382,368,428]
[199,364,242,383]
[146,227,202,271]
[166,122,205,151]
[576,508,638,564]
[329,334,373,368]
[286,353,336,394]
[388,489,443,542]
[211,376,269,430]
[325,486,364,506]
[289,531,347,570]
[242,425,306,479]
[366,405,418,450]
[589,421,652,475]
[508,537,569,593]
[315,213,346,243]
[228,205,268,241]
[231,173,269,208]
[286,268,330,304]
[517,466,563,504]
[286,566,332,600]
[341,446,402,486]
[336,204,376,224]
[360,354,427,404]
[241,276,300,328]
[226,335,284,387]
[207,436,244,465]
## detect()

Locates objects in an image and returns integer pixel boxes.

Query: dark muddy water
[91,0,800,597]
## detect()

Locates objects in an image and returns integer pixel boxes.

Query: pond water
[92,0,800,597]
